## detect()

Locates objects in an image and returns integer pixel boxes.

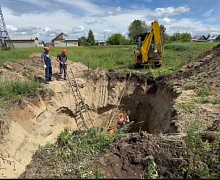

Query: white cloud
[159,17,175,25]
[6,25,17,31]
[116,6,121,12]
[149,6,190,18]
[90,6,122,18]
[158,18,220,36]
[84,19,98,25]
[72,26,85,33]
[1,0,220,42]
[203,9,214,17]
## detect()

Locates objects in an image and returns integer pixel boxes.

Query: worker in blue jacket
[41,46,53,84]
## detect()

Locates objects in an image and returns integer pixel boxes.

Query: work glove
[44,64,47,69]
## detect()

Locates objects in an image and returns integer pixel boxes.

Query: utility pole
[0,6,14,49]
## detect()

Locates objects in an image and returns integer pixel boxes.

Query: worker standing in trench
[117,113,130,130]
[56,49,68,80]
[106,111,132,134]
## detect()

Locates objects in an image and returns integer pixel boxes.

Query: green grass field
[0,42,219,75]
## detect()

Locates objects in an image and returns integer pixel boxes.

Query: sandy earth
[0,43,220,178]
[0,53,128,178]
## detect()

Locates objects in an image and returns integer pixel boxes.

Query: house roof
[10,36,38,40]
[208,35,219,40]
[192,35,204,40]
[52,32,68,41]
[95,40,106,43]
[54,32,68,38]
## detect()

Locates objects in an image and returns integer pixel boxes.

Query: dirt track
[0,44,220,178]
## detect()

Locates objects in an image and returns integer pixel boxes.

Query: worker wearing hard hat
[41,46,53,84]
[56,49,68,80]
[117,113,130,129]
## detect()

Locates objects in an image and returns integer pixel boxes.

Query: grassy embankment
[0,42,218,106]
[0,42,219,71]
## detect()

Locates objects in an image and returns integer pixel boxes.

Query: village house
[51,32,78,47]
[95,40,108,46]
[6,36,38,48]
[191,35,207,42]
[207,35,219,42]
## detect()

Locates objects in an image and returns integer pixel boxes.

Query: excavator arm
[134,20,164,68]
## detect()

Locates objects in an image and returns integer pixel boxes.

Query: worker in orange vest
[117,113,130,129]
[117,113,124,129]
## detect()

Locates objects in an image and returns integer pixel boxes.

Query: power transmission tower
[0,6,14,49]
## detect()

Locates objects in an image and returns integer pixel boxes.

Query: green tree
[41,41,45,46]
[160,24,166,33]
[87,29,95,46]
[168,32,191,42]
[108,33,127,45]
[179,32,191,42]
[163,33,170,43]
[128,20,151,41]
[78,36,87,46]
[159,24,167,44]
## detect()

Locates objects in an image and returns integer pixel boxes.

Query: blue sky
[1,0,220,42]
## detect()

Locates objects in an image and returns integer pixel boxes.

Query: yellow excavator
[133,20,164,68]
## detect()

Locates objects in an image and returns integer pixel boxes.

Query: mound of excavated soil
[19,132,188,179]
[1,43,220,179]
[164,43,220,133]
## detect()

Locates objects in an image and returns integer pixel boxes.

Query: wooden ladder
[67,68,94,130]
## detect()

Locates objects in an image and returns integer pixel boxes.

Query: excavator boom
[134,20,164,68]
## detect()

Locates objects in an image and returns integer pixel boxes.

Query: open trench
[120,83,177,134]
[85,71,178,134]
[0,69,178,178]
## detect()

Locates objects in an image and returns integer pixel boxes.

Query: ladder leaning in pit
[67,68,94,130]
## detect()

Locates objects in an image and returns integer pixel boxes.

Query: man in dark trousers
[41,46,53,84]
[56,49,68,80]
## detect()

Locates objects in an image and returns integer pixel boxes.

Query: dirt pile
[19,132,187,179]
[164,43,220,133]
[92,133,187,179]
[0,43,220,178]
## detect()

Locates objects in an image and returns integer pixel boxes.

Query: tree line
[78,20,220,46]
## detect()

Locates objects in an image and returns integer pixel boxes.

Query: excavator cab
[133,20,164,68]
[137,32,149,50]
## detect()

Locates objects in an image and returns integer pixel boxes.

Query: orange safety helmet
[108,128,114,134]
[44,46,49,51]
[62,49,67,54]
[119,113,123,117]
